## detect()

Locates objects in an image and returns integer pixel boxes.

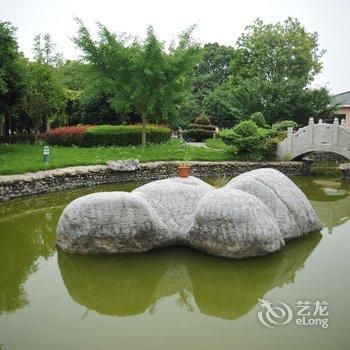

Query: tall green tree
[226,18,336,124]
[56,60,89,91]
[33,33,63,67]
[23,61,66,139]
[0,21,27,137]
[74,20,201,146]
[194,43,235,101]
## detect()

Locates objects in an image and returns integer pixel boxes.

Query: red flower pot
[178,166,190,178]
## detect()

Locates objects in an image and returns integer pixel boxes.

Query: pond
[0,177,349,349]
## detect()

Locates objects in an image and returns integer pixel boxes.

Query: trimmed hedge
[42,124,171,147]
[0,133,35,144]
[188,123,217,131]
[42,125,90,146]
[183,129,216,142]
[83,125,171,147]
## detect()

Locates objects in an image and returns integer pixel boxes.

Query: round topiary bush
[250,112,266,128]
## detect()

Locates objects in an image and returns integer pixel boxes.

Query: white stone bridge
[277,118,350,160]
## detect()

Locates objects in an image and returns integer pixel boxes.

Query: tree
[33,33,63,67]
[0,21,27,138]
[74,20,201,146]
[56,60,89,91]
[203,84,239,127]
[194,43,235,101]
[227,18,337,124]
[23,61,65,139]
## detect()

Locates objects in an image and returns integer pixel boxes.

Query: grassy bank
[0,139,234,175]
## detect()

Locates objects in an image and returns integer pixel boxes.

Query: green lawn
[205,137,232,150]
[0,139,234,175]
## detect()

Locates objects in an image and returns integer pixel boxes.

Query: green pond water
[0,178,349,349]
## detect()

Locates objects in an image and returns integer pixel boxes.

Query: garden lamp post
[43,146,50,163]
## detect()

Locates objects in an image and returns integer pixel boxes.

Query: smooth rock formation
[56,169,323,258]
[57,191,168,254]
[224,168,323,240]
[188,189,284,258]
[132,177,213,242]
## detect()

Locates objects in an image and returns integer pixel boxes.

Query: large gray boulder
[224,168,323,240]
[56,169,322,258]
[57,191,168,254]
[132,177,214,243]
[188,188,284,258]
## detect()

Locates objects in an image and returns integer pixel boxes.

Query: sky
[1,0,349,94]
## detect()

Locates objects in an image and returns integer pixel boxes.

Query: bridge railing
[277,117,350,160]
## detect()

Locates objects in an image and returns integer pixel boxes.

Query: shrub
[232,120,258,137]
[183,129,215,142]
[183,114,217,142]
[42,125,90,146]
[272,120,298,132]
[193,114,211,125]
[188,123,217,131]
[263,137,279,160]
[0,133,35,144]
[83,124,171,147]
[220,120,266,154]
[250,112,266,127]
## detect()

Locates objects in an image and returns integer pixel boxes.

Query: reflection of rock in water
[58,250,170,316]
[58,233,321,319]
[0,212,56,314]
[188,233,321,319]
[295,178,350,232]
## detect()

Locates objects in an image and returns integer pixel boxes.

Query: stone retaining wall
[0,161,311,202]
[339,163,350,180]
[308,151,349,164]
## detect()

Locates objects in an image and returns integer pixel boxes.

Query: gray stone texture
[56,169,322,258]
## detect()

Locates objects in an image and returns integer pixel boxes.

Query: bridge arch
[277,117,350,161]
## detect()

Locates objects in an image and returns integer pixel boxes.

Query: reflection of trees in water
[0,181,146,315]
[294,178,350,232]
[0,211,57,314]
[58,232,321,320]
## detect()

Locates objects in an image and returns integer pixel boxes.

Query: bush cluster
[272,120,298,132]
[220,119,278,160]
[220,120,264,151]
[42,124,171,147]
[183,115,217,142]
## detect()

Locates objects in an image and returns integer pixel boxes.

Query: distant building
[332,91,350,127]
